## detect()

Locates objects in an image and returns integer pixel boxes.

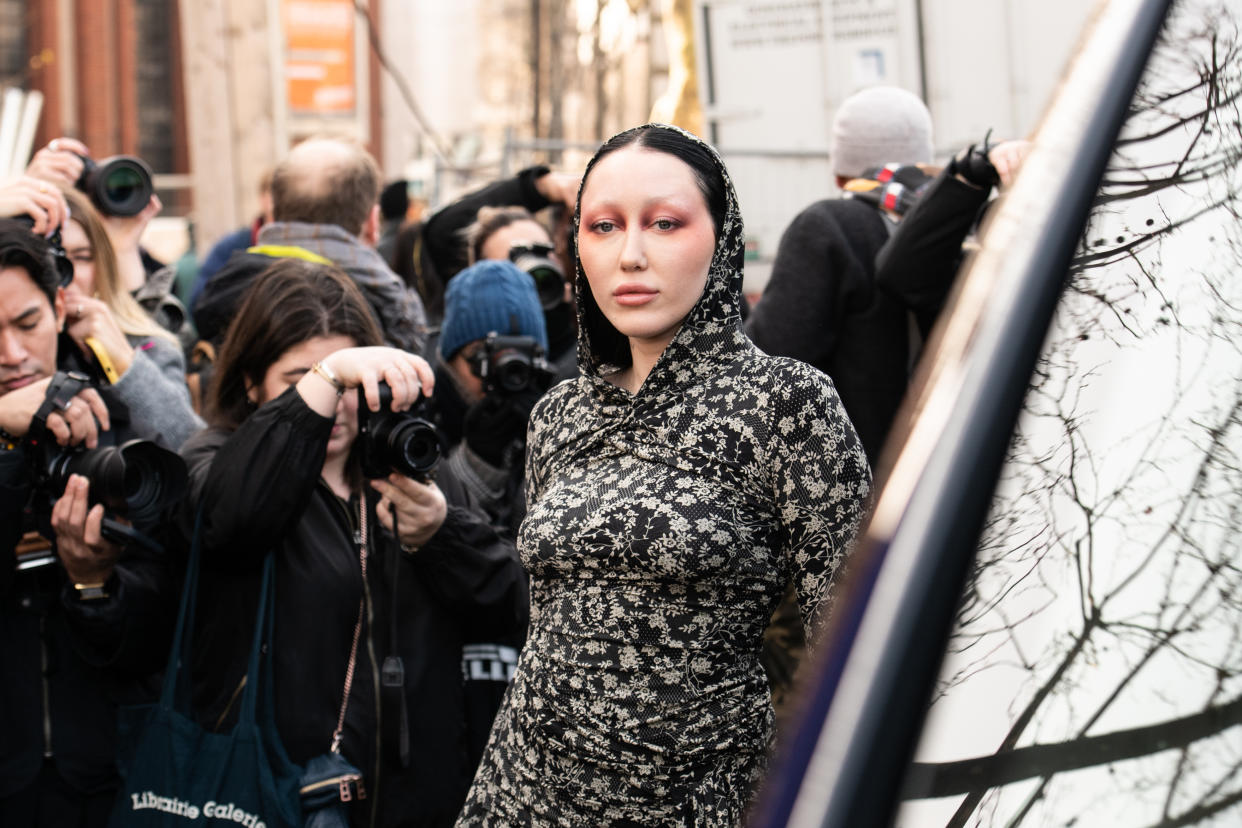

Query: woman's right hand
[63,295,136,380]
[300,347,434,416]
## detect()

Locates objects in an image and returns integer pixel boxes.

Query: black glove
[462,391,541,467]
[950,130,1001,189]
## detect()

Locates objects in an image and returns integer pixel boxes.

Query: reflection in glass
[897,1,1242,826]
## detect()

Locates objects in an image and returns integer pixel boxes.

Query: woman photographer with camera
[180,258,528,827]
[55,187,202,449]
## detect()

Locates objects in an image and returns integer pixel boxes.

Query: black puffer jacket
[180,386,529,828]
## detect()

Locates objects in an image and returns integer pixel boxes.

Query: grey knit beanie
[830,86,934,179]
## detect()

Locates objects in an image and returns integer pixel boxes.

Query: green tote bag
[109,517,302,827]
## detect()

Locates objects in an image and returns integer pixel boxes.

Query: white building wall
[693,0,1098,293]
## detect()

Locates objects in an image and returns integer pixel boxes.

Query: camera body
[355,381,445,480]
[469,333,554,397]
[508,242,566,311]
[11,214,74,286]
[75,154,155,217]
[21,372,188,558]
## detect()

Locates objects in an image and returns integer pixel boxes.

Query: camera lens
[103,166,148,212]
[78,155,154,217]
[492,351,533,393]
[526,263,566,310]
[384,419,444,478]
[357,381,445,479]
[57,440,188,525]
[509,248,566,311]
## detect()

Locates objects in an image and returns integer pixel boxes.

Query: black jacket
[181,386,528,827]
[875,166,994,338]
[745,198,909,465]
[0,417,175,807]
[420,166,555,286]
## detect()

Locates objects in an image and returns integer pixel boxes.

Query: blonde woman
[58,187,202,449]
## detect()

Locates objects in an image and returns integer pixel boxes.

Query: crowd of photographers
[0,134,576,827]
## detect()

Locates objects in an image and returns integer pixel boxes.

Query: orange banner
[283,0,356,114]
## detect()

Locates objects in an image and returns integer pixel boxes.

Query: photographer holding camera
[0,220,184,827]
[427,260,555,769]
[26,137,193,349]
[462,206,578,383]
[433,260,554,535]
[182,258,527,826]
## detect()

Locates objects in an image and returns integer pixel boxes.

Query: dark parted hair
[270,136,381,236]
[463,205,547,265]
[0,219,59,306]
[208,258,383,430]
[574,124,729,368]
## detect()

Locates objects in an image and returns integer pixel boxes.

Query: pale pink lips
[613,283,658,306]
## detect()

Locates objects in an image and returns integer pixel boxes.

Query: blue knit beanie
[439,260,549,359]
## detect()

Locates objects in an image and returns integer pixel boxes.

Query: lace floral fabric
[457,125,871,826]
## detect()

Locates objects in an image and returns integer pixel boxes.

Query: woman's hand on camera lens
[322,347,434,411]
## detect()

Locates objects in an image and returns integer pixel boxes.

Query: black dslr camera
[469,333,555,397]
[508,242,566,311]
[355,381,445,480]
[22,372,188,561]
[75,153,154,217]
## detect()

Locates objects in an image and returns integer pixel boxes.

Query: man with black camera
[433,260,554,531]
[0,221,181,827]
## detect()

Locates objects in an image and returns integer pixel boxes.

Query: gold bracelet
[310,361,345,395]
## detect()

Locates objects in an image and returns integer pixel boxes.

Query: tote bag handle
[158,509,276,723]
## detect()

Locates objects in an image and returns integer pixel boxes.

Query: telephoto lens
[508,243,566,310]
[44,439,189,526]
[76,154,155,217]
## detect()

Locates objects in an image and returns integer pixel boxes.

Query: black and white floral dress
[457,125,871,826]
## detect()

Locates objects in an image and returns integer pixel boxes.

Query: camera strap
[29,370,94,438]
[382,508,412,769]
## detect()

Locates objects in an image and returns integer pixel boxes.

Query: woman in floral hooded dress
[457,123,872,826]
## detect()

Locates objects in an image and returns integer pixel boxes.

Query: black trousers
[0,760,115,828]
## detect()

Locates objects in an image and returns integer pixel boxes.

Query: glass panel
[896,1,1242,825]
